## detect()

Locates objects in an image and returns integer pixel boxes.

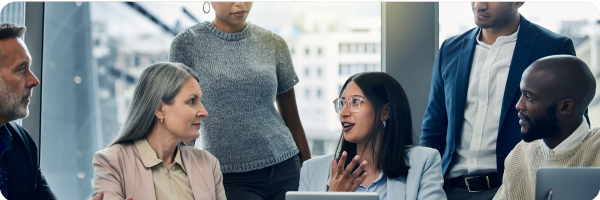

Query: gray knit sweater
[168,21,300,173]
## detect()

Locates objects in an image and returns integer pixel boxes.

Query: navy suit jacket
[3,122,56,200]
[419,15,581,184]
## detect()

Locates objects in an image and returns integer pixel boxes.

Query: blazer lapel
[387,176,406,200]
[182,149,215,200]
[498,17,537,131]
[453,28,479,139]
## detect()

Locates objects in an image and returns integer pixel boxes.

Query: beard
[520,106,559,143]
[0,77,29,120]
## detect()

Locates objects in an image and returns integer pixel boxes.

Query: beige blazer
[93,142,226,200]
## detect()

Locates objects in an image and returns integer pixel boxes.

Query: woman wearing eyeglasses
[298,72,446,200]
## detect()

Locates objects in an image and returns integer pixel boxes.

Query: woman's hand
[328,151,368,192]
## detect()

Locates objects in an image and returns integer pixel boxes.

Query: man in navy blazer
[0,23,107,200]
[0,23,56,200]
[419,2,579,199]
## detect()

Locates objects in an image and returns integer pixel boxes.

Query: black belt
[446,173,499,193]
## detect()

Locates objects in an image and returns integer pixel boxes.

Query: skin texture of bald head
[516,55,595,148]
[528,55,595,115]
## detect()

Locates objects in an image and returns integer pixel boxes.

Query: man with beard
[493,55,599,200]
[0,23,109,200]
[420,2,579,199]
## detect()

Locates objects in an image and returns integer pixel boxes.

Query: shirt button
[482,74,488,78]
[470,159,475,163]
[475,133,480,137]
[492,49,497,53]
[551,150,555,155]
[480,105,486,110]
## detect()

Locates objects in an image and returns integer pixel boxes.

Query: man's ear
[558,98,574,116]
[382,103,390,121]
[155,101,165,121]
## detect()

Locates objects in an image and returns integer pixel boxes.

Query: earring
[383,121,386,128]
[203,2,210,14]
[160,118,164,123]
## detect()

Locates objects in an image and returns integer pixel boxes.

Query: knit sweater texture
[168,21,299,173]
[493,127,600,200]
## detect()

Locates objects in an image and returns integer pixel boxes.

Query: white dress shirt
[447,26,520,179]
[542,117,590,155]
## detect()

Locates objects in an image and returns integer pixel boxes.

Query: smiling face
[0,37,39,123]
[339,81,376,144]
[516,68,560,142]
[210,2,253,33]
[471,2,522,29]
[159,77,208,141]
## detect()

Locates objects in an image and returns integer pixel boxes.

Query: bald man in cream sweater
[493,55,600,200]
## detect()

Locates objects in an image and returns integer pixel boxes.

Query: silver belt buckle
[464,176,491,193]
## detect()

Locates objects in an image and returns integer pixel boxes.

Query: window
[317,67,322,77]
[305,47,309,55]
[317,88,322,98]
[39,2,199,199]
[0,2,25,25]
[305,67,310,77]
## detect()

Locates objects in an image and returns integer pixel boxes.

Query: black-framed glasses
[333,95,367,113]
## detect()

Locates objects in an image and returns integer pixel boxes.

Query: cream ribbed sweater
[493,127,600,200]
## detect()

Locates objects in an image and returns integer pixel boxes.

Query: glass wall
[40,2,200,199]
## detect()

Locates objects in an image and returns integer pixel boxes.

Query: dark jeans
[223,155,301,200]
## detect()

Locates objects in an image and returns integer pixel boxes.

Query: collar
[543,117,590,154]
[205,20,252,41]
[0,124,13,143]
[135,138,186,173]
[476,24,520,47]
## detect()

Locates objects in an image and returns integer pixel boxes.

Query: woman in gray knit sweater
[168,2,311,200]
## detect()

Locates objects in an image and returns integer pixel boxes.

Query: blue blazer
[3,122,56,200]
[419,15,580,184]
[299,146,446,200]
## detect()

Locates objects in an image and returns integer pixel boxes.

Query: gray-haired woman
[92,62,226,200]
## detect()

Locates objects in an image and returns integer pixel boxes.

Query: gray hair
[107,62,199,147]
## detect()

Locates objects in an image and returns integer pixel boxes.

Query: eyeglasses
[333,95,367,113]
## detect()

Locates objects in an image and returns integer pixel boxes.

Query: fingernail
[354,155,359,161]
[343,151,347,156]
[362,160,367,165]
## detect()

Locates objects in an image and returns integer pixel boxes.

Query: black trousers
[444,181,499,200]
[223,155,301,200]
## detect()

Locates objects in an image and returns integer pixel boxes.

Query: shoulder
[405,146,441,166]
[249,22,287,46]
[521,17,568,41]
[172,22,210,44]
[5,122,36,151]
[583,128,600,147]
[6,122,30,140]
[303,154,334,166]
[441,27,478,48]
[94,142,136,164]
[180,146,219,164]
[302,154,334,176]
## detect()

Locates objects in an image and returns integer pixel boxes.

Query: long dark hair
[334,72,414,178]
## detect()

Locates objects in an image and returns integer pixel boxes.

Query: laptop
[286,191,379,200]
[536,167,600,200]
